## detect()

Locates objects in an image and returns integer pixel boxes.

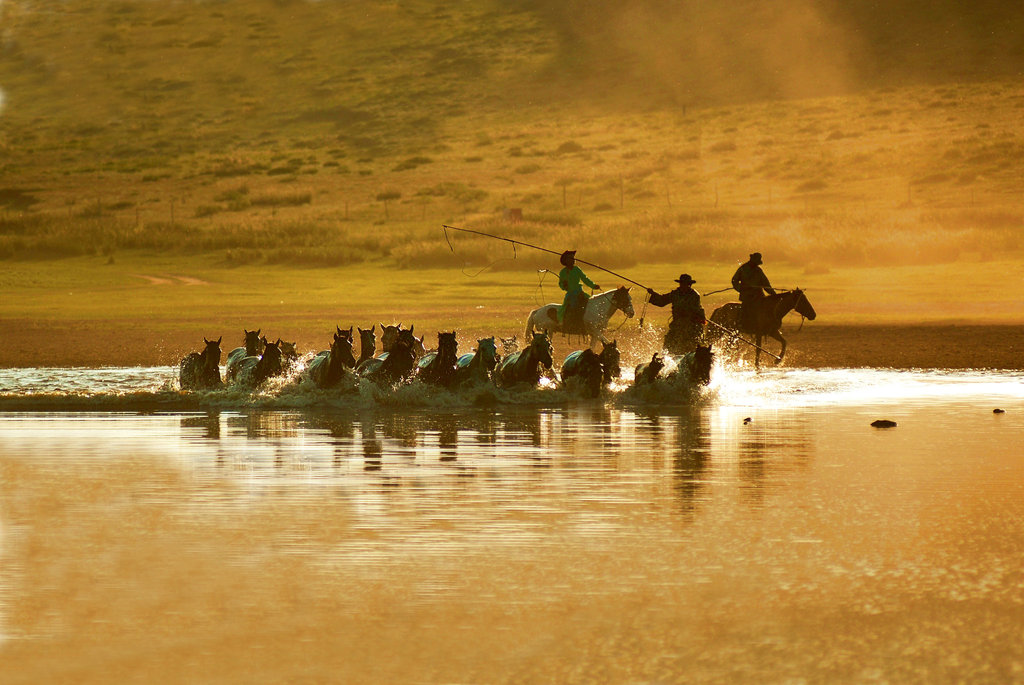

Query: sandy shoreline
[3,322,1024,371]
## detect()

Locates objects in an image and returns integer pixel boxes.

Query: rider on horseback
[647,273,706,355]
[555,250,599,334]
[731,252,776,333]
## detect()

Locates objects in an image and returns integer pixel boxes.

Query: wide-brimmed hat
[560,250,576,267]
[749,252,763,264]
[675,273,696,285]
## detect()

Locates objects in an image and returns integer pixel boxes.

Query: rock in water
[871,419,897,428]
[993,408,1005,414]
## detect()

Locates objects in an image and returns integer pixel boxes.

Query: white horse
[525,286,635,347]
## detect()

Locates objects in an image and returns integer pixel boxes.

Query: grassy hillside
[1,0,1023,273]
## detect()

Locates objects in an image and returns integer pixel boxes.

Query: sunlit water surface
[1,365,1022,683]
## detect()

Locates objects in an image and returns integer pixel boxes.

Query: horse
[179,337,222,390]
[709,288,817,367]
[356,326,376,367]
[670,344,714,386]
[598,340,621,384]
[306,330,357,389]
[279,340,299,370]
[499,335,519,356]
[525,286,635,347]
[497,332,553,388]
[225,328,264,382]
[232,339,284,388]
[560,348,605,398]
[416,331,459,387]
[360,329,418,386]
[454,337,498,387]
[634,353,665,386]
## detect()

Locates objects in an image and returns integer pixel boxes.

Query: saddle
[562,294,589,335]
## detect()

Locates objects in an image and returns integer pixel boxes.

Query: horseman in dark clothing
[646,273,706,355]
[731,252,776,333]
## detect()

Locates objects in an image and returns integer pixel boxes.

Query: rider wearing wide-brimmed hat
[731,252,776,332]
[647,273,706,355]
[556,250,599,333]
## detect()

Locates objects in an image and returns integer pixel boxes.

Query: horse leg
[769,330,787,365]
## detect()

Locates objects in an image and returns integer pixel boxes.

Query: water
[1,365,1022,683]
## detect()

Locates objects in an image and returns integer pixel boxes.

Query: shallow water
[1,365,1022,683]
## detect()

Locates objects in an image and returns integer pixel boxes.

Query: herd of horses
[179,324,713,398]
[179,287,816,397]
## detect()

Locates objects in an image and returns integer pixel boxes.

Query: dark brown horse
[417,331,459,387]
[179,337,222,390]
[709,289,816,367]
[497,332,553,388]
[226,328,264,382]
[356,326,376,367]
[306,330,357,389]
[455,337,499,387]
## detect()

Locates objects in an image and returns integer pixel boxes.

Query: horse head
[688,344,714,386]
[599,339,621,381]
[531,332,553,369]
[613,286,635,318]
[381,323,402,352]
[477,337,498,370]
[336,326,354,343]
[437,331,458,358]
[500,335,519,355]
[794,288,817,321]
[331,331,357,368]
[358,326,376,357]
[202,337,222,366]
[280,340,298,360]
[244,328,263,356]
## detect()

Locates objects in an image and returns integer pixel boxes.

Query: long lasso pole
[443,223,778,357]
[442,224,649,289]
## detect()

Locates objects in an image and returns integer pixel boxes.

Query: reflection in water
[2,369,1023,683]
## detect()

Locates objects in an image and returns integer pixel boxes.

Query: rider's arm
[647,289,671,307]
[579,268,599,290]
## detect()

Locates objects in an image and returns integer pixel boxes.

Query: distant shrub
[194,204,221,218]
[709,140,736,153]
[250,191,312,207]
[464,156,483,163]
[593,203,615,212]
[515,163,542,174]
[555,141,584,154]
[795,179,828,193]
[524,211,581,226]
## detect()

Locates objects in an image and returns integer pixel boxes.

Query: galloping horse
[561,340,620,397]
[634,353,665,386]
[525,286,635,347]
[497,332,553,388]
[672,344,714,386]
[454,337,498,387]
[560,348,605,397]
[417,331,459,387]
[709,289,816,367]
[598,340,621,384]
[306,330,357,389]
[356,326,376,367]
[232,339,284,388]
[226,329,264,382]
[179,337,222,390]
[360,330,418,386]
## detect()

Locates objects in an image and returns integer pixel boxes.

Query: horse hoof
[871,419,897,428]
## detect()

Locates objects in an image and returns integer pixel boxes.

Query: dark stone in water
[743,417,752,424]
[871,419,897,428]
[993,408,1005,414]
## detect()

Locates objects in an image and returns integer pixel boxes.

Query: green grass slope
[1,0,1023,272]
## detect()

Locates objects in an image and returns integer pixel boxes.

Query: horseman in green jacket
[556,250,599,334]
[647,273,706,355]
[731,252,776,333]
